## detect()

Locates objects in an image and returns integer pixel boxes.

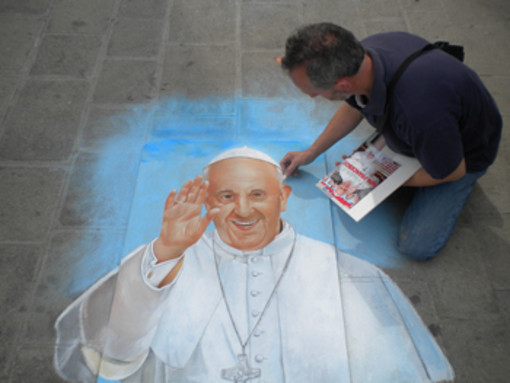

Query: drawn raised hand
[153,175,219,262]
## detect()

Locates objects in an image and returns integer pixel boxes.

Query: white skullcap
[205,146,281,169]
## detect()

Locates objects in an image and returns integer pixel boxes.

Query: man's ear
[279,184,292,212]
[334,77,352,92]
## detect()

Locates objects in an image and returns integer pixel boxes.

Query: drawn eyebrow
[215,188,266,196]
[216,189,235,196]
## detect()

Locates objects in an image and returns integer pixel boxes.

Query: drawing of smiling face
[205,157,291,251]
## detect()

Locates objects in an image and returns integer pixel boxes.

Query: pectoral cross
[221,353,261,382]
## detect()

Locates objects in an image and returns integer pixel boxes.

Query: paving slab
[160,45,236,98]
[47,0,117,35]
[168,0,237,44]
[30,35,102,78]
[0,75,18,122]
[0,0,51,15]
[108,18,163,58]
[79,106,150,151]
[441,316,510,383]
[118,0,168,19]
[0,167,65,242]
[0,16,44,73]
[301,0,364,36]
[23,230,124,345]
[9,345,67,383]
[0,79,89,161]
[93,59,158,104]
[0,244,41,378]
[241,3,300,50]
[241,51,302,98]
[59,152,139,227]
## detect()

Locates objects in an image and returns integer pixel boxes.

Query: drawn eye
[219,193,234,202]
[251,191,265,199]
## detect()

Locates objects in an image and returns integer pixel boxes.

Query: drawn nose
[235,195,252,216]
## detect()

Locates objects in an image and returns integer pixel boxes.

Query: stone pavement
[0,0,508,382]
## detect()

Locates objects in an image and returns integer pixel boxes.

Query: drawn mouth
[232,219,258,230]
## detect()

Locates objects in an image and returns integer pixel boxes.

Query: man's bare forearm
[309,102,363,158]
[404,158,467,187]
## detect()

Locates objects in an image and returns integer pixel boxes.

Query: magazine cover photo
[317,134,421,222]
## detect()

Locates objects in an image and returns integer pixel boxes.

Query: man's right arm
[280,102,363,176]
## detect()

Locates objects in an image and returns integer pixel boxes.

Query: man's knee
[397,231,442,261]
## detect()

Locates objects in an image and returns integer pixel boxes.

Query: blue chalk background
[74,96,411,300]
[69,96,411,382]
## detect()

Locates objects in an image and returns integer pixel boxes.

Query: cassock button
[250,290,261,297]
[250,256,259,263]
[253,329,263,337]
[255,354,265,363]
[251,310,260,317]
[251,270,261,277]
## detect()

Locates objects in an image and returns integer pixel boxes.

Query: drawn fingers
[174,179,193,204]
[173,175,205,206]
[164,189,178,210]
[186,175,204,204]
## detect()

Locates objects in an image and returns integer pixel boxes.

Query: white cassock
[54,221,454,383]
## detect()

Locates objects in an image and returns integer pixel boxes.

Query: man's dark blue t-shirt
[346,32,502,179]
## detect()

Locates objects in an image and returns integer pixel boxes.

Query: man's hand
[153,175,219,263]
[280,148,316,177]
[280,103,363,178]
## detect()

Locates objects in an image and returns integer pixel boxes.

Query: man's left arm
[404,158,466,187]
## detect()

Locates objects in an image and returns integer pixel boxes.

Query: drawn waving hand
[153,175,220,263]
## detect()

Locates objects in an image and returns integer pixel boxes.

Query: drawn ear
[279,185,292,212]
[204,185,213,212]
[204,193,214,212]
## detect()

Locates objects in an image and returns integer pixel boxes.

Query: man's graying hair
[281,23,365,89]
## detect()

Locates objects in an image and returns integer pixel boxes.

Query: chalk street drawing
[54,145,453,382]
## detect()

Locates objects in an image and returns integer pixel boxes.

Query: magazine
[317,133,421,222]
